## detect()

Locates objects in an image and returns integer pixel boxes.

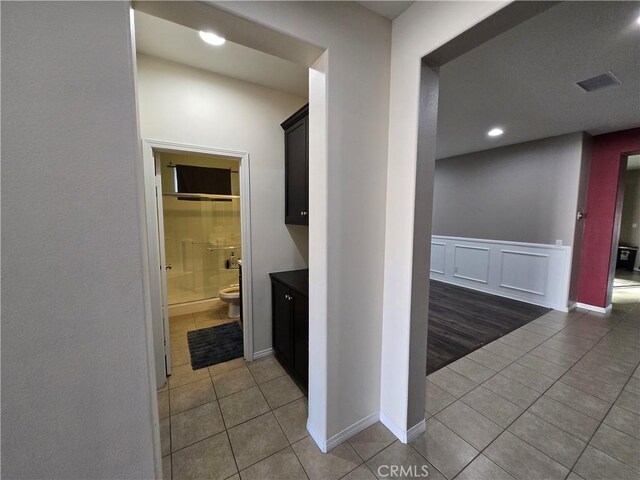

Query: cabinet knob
[300,211,308,216]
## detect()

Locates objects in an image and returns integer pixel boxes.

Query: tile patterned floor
[159,289,639,480]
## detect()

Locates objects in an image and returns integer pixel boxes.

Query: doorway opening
[611,154,640,303]
[142,141,253,380]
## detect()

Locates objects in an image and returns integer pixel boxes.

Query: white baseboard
[576,302,612,314]
[307,411,380,453]
[252,348,274,360]
[379,411,426,444]
[567,301,577,312]
[168,297,221,316]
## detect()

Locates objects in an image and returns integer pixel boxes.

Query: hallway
[158,291,639,480]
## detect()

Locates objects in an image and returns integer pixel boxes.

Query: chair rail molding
[430,236,572,311]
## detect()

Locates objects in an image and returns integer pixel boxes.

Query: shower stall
[159,152,241,307]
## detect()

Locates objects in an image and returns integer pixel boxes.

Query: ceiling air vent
[576,72,621,92]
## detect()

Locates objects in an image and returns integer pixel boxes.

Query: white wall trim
[252,348,274,360]
[379,411,426,443]
[307,412,379,453]
[576,302,613,314]
[430,236,572,311]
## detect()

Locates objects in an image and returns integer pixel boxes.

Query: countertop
[269,269,309,296]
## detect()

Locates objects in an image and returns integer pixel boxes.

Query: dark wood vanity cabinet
[270,269,309,389]
[281,105,309,226]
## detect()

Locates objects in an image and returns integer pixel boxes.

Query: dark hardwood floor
[427,280,551,375]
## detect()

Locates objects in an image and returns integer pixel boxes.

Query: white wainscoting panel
[453,245,490,284]
[430,242,446,274]
[430,236,572,311]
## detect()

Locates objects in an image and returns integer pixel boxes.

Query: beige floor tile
[162,455,171,480]
[559,369,622,403]
[219,386,270,428]
[158,390,170,420]
[260,374,304,409]
[519,322,560,337]
[508,412,585,468]
[615,390,640,415]
[482,342,527,361]
[435,401,503,450]
[239,446,307,480]
[500,363,555,393]
[460,386,523,427]
[528,396,600,442]
[529,345,582,368]
[410,418,478,479]
[209,357,246,377]
[467,348,513,371]
[170,401,225,452]
[590,423,640,471]
[427,367,477,398]
[425,380,456,415]
[212,366,256,398]
[341,464,377,480]
[292,435,362,480]
[273,397,309,444]
[227,412,289,470]
[194,310,221,324]
[171,348,191,368]
[171,432,237,480]
[515,354,568,380]
[195,319,227,329]
[484,431,568,480]
[247,356,287,384]
[170,313,195,324]
[603,405,640,439]
[348,422,396,461]
[367,441,444,480]
[546,382,611,421]
[161,418,171,457]
[448,357,495,383]
[168,364,210,389]
[573,445,639,480]
[170,378,216,415]
[456,454,515,480]
[481,374,540,409]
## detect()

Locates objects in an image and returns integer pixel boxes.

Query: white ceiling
[134,11,308,98]
[358,1,414,20]
[437,1,640,159]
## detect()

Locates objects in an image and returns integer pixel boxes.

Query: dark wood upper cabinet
[281,104,309,226]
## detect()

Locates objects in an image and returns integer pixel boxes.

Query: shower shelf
[193,244,241,251]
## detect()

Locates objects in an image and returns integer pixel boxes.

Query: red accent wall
[577,128,640,307]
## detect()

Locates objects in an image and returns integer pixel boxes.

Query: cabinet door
[284,116,308,225]
[291,291,309,388]
[272,281,292,368]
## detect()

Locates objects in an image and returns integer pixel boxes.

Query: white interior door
[155,154,172,375]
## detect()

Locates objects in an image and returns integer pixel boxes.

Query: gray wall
[2,2,156,478]
[432,133,587,246]
[620,169,640,249]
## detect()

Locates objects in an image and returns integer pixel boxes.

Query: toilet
[219,285,241,318]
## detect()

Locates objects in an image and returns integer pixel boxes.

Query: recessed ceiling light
[199,31,226,46]
[487,128,504,137]
[637,14,640,25]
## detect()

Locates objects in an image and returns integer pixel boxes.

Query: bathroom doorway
[142,140,253,384]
